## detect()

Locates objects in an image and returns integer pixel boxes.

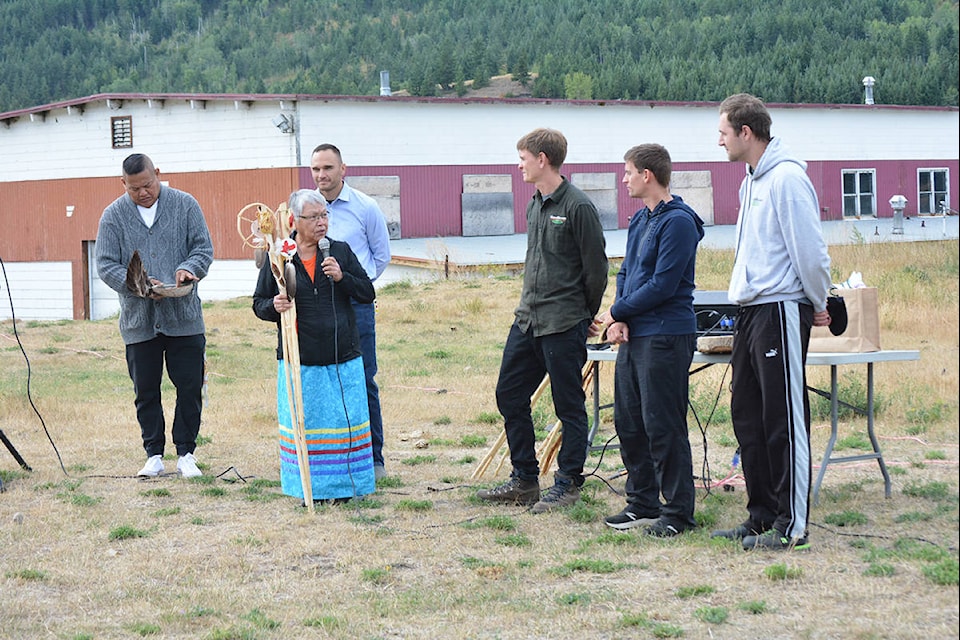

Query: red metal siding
[699,162,748,225]
[0,168,297,318]
[299,164,531,238]
[805,160,943,220]
[170,168,299,259]
[5,157,956,321]
[299,161,753,235]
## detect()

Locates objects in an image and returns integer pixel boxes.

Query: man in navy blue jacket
[596,143,704,537]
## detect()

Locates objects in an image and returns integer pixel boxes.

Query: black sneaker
[604,508,660,530]
[644,518,686,538]
[710,521,763,541]
[476,477,540,505]
[530,481,581,514]
[742,530,810,551]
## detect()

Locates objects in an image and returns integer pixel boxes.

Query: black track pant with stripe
[730,300,812,540]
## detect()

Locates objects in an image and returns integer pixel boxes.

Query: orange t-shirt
[300,255,317,282]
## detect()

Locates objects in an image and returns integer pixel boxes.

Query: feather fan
[125,250,152,297]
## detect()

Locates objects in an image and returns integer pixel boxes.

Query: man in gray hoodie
[712,94,833,551]
[96,154,213,479]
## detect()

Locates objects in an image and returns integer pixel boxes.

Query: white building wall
[130,100,298,172]
[295,101,717,166]
[201,260,261,303]
[2,98,957,183]
[5,257,398,322]
[0,262,74,321]
[0,99,297,180]
[86,257,263,322]
[299,101,959,165]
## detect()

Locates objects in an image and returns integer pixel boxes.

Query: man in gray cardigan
[96,154,214,478]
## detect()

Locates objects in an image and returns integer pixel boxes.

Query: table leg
[812,362,891,505]
[587,360,601,449]
[812,365,839,505]
[865,363,892,498]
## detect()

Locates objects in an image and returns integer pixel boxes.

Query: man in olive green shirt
[477,128,608,513]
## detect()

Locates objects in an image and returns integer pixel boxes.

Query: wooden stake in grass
[472,360,595,480]
[279,300,313,509]
[535,362,594,478]
[471,374,551,480]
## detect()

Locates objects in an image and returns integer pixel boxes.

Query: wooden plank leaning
[472,360,595,480]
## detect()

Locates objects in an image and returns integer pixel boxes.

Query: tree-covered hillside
[1,0,957,113]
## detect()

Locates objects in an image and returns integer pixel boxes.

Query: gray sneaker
[710,521,764,541]
[531,481,581,514]
[476,477,540,505]
[742,530,810,551]
[604,507,660,530]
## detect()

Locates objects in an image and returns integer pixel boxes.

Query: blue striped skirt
[276,356,376,501]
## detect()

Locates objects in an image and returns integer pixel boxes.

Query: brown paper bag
[809,287,881,352]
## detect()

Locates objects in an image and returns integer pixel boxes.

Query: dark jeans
[353,300,384,467]
[125,333,206,458]
[495,320,590,485]
[614,334,697,528]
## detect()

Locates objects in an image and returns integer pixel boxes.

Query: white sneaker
[177,452,202,478]
[138,454,165,477]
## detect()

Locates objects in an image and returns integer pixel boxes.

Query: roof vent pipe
[862,76,876,105]
[380,71,392,97]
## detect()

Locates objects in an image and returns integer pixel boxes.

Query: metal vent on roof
[862,76,876,105]
[380,70,392,97]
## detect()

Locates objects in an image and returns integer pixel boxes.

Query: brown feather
[125,250,152,297]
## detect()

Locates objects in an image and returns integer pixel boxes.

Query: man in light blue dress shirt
[311,144,392,480]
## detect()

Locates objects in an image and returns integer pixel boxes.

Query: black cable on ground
[0,253,64,475]
[690,360,733,499]
[3,254,249,485]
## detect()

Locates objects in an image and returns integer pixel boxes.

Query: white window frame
[841,169,876,218]
[917,168,949,215]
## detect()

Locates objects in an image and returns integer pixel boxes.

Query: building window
[111,116,133,148]
[842,169,876,217]
[918,168,949,215]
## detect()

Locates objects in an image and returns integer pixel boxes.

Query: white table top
[586,347,920,366]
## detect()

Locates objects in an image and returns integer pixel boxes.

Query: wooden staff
[238,202,313,510]
[492,438,511,476]
[279,300,313,511]
[537,419,563,477]
[471,430,504,480]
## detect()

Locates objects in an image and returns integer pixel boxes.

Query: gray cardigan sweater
[95,185,213,345]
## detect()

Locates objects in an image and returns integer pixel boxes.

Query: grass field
[1,240,957,639]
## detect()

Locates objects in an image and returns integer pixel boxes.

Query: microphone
[317,237,332,280]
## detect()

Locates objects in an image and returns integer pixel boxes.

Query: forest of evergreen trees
[1,0,957,114]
